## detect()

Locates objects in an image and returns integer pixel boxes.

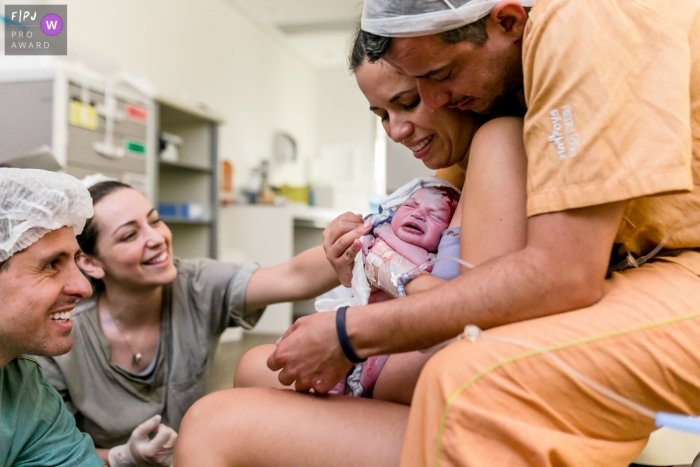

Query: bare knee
[176,388,285,466]
[234,344,284,388]
[175,390,241,466]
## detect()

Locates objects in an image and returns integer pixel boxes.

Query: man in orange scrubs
[350,0,700,465]
[177,2,700,466]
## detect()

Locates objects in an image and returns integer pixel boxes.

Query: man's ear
[76,254,105,280]
[489,0,529,42]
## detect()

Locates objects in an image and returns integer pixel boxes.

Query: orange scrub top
[522,0,700,274]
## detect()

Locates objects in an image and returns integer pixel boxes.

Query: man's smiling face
[385,33,523,115]
[0,227,91,365]
[381,3,528,115]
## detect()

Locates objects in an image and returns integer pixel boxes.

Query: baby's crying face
[391,188,453,252]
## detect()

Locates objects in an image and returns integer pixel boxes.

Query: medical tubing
[480,329,700,433]
[464,326,657,419]
[655,412,700,435]
[395,256,476,297]
[609,209,700,273]
[423,327,700,434]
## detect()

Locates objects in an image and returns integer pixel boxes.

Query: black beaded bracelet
[335,306,366,364]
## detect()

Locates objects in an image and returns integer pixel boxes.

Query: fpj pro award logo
[4,5,66,55]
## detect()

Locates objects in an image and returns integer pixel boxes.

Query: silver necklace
[106,312,143,366]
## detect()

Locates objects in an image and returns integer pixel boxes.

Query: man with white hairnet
[262,0,700,466]
[0,168,104,466]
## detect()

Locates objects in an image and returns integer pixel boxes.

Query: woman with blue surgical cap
[35,178,342,466]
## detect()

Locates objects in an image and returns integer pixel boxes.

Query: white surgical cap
[366,176,460,228]
[361,0,537,37]
[0,168,94,262]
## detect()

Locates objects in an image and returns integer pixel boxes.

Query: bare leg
[233,344,290,389]
[371,351,434,405]
[174,388,409,467]
[236,344,429,405]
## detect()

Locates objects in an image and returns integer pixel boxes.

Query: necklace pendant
[132,353,142,365]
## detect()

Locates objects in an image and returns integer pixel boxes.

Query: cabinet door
[0,80,53,162]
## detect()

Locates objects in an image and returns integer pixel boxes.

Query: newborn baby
[363,186,459,301]
[331,184,460,397]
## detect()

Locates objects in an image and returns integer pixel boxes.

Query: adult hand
[322,213,371,287]
[267,311,353,394]
[108,415,177,467]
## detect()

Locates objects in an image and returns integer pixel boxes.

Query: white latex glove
[108,415,177,467]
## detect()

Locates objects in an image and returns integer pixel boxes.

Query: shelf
[155,98,220,260]
[162,218,212,226]
[155,95,224,124]
[159,160,212,174]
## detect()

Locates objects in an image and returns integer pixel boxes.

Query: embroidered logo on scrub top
[548,106,581,162]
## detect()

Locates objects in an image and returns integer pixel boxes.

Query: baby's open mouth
[403,222,424,234]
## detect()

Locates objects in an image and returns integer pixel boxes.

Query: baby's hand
[360,234,376,256]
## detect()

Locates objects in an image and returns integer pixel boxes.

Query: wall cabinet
[0,69,154,198]
[153,97,222,259]
[0,70,222,261]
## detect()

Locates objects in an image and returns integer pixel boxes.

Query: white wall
[0,0,379,213]
[313,67,376,213]
[17,0,320,192]
[386,140,433,193]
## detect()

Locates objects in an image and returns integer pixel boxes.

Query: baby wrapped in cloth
[317,176,460,397]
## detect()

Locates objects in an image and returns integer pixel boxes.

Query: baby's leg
[371,350,437,405]
[328,378,347,395]
[359,355,390,395]
[368,287,391,304]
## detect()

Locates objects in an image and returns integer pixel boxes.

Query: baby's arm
[373,224,431,266]
[364,237,416,297]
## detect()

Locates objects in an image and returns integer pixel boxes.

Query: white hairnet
[0,168,94,262]
[366,176,460,228]
[361,0,537,37]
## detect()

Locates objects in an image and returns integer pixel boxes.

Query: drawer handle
[93,141,125,159]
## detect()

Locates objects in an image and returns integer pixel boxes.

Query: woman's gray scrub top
[36,258,265,449]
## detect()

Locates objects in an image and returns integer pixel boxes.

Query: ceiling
[223,0,364,69]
